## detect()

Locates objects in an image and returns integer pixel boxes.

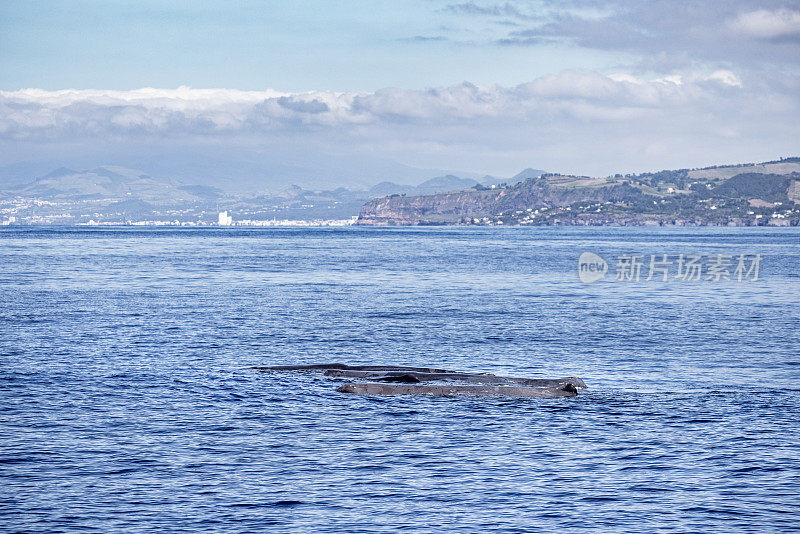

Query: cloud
[729,8,800,39]
[1,69,798,179]
[496,32,557,46]
[705,70,743,87]
[0,74,717,138]
[441,1,800,72]
[444,2,532,19]
[0,69,777,142]
[276,97,330,114]
[399,35,448,42]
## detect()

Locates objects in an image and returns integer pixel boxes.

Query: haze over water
[1,226,799,533]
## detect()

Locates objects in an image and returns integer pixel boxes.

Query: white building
[218,211,233,226]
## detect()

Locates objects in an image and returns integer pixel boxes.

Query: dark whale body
[254,362,586,398]
[336,383,579,397]
[324,369,587,389]
[253,364,454,373]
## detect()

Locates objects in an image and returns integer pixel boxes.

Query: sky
[1,0,800,190]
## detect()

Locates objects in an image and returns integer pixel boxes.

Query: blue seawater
[1,226,799,533]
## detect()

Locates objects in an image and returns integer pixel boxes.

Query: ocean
[1,226,799,533]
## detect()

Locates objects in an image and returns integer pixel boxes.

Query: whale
[252,363,455,373]
[323,369,587,389]
[336,382,579,397]
[253,363,587,397]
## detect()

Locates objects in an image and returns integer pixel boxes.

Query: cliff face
[357,188,505,225]
[357,178,645,225]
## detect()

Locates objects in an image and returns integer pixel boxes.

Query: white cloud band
[0,70,756,140]
[729,9,800,39]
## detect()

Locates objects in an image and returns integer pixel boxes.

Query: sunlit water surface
[1,226,799,533]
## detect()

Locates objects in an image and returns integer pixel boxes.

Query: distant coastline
[356,159,800,227]
[2,158,798,227]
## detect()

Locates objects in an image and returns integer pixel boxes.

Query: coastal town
[2,159,799,227]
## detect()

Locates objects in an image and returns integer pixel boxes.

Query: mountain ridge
[357,160,800,227]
